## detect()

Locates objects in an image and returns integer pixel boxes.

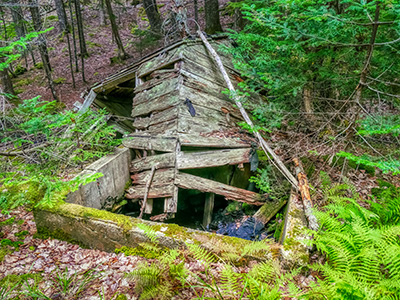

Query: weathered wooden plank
[131,168,175,185]
[144,199,153,214]
[133,76,181,106]
[130,153,175,172]
[177,148,251,169]
[133,107,179,130]
[123,135,177,152]
[136,47,183,78]
[203,193,215,228]
[134,71,179,94]
[175,172,267,205]
[178,114,227,134]
[178,134,251,148]
[125,184,174,199]
[147,119,178,135]
[131,92,180,117]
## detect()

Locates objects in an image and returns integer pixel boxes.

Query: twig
[138,165,157,219]
[197,30,298,189]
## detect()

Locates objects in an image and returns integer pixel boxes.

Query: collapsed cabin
[81,37,270,228]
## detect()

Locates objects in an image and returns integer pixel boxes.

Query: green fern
[137,223,159,244]
[186,243,216,267]
[219,265,244,298]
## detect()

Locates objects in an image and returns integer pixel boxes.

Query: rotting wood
[293,158,319,231]
[130,153,175,172]
[134,71,179,94]
[198,30,298,190]
[131,92,180,117]
[203,193,215,228]
[133,77,181,105]
[136,49,183,78]
[147,119,178,135]
[131,168,175,185]
[177,148,251,169]
[123,134,177,152]
[178,114,227,134]
[125,184,174,199]
[133,107,179,130]
[178,134,251,148]
[144,199,153,214]
[253,197,288,225]
[139,165,157,219]
[175,172,267,205]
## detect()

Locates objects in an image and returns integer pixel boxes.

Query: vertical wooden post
[203,193,215,228]
[144,199,153,214]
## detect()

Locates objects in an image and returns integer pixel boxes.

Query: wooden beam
[123,134,177,152]
[253,198,287,225]
[177,148,251,169]
[175,172,267,205]
[203,193,215,228]
[130,153,175,172]
[178,134,251,148]
[144,199,153,214]
[125,184,174,199]
[131,168,175,185]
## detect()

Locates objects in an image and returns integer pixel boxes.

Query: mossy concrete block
[66,147,132,209]
[33,202,263,254]
[279,190,310,267]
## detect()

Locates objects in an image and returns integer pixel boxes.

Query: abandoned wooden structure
[82,37,270,227]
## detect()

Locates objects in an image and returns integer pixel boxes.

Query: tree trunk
[73,0,87,81]
[74,0,88,57]
[104,0,128,59]
[143,0,162,34]
[54,0,69,32]
[0,57,15,96]
[29,0,57,100]
[66,31,76,88]
[204,0,222,34]
[99,0,107,25]
[67,0,79,72]
[193,0,198,24]
[10,2,25,38]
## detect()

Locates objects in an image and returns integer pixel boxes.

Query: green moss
[34,226,86,249]
[0,246,12,262]
[39,202,137,232]
[14,88,24,94]
[14,78,33,87]
[87,41,101,48]
[115,244,164,259]
[0,217,15,226]
[34,62,43,69]
[45,15,58,21]
[53,77,66,84]
[115,294,128,300]
[14,230,29,238]
[29,246,35,251]
[14,65,27,75]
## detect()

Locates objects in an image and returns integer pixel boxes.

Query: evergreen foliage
[0,97,120,211]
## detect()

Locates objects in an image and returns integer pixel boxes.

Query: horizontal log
[177,148,251,169]
[136,49,183,78]
[130,153,175,172]
[175,172,267,205]
[125,184,174,199]
[123,134,177,152]
[133,77,181,106]
[133,107,179,130]
[134,71,179,94]
[178,134,251,148]
[131,168,175,185]
[253,198,288,225]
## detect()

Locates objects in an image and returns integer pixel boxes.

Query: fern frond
[248,260,280,284]
[242,240,272,257]
[137,223,159,243]
[219,265,243,297]
[186,243,216,266]
[126,262,162,292]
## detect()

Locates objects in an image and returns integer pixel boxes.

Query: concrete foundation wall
[33,203,267,255]
[66,147,132,209]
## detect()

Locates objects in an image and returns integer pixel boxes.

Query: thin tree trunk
[29,0,57,100]
[54,0,69,32]
[67,0,79,72]
[104,0,128,59]
[66,31,76,88]
[193,0,198,24]
[99,0,107,25]
[143,0,162,34]
[204,0,222,34]
[74,0,88,57]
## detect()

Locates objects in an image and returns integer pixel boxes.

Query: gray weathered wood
[175,172,267,205]
[130,153,175,172]
[125,184,174,199]
[134,71,179,94]
[178,134,251,148]
[123,134,177,152]
[131,168,175,185]
[139,165,156,219]
[131,92,180,117]
[177,148,251,169]
[144,199,153,214]
[203,193,215,228]
[133,107,179,130]
[133,77,181,106]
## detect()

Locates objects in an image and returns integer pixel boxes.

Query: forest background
[0,0,400,299]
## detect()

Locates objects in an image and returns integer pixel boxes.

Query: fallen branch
[197,30,298,189]
[138,165,157,219]
[0,142,50,157]
[293,158,319,231]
